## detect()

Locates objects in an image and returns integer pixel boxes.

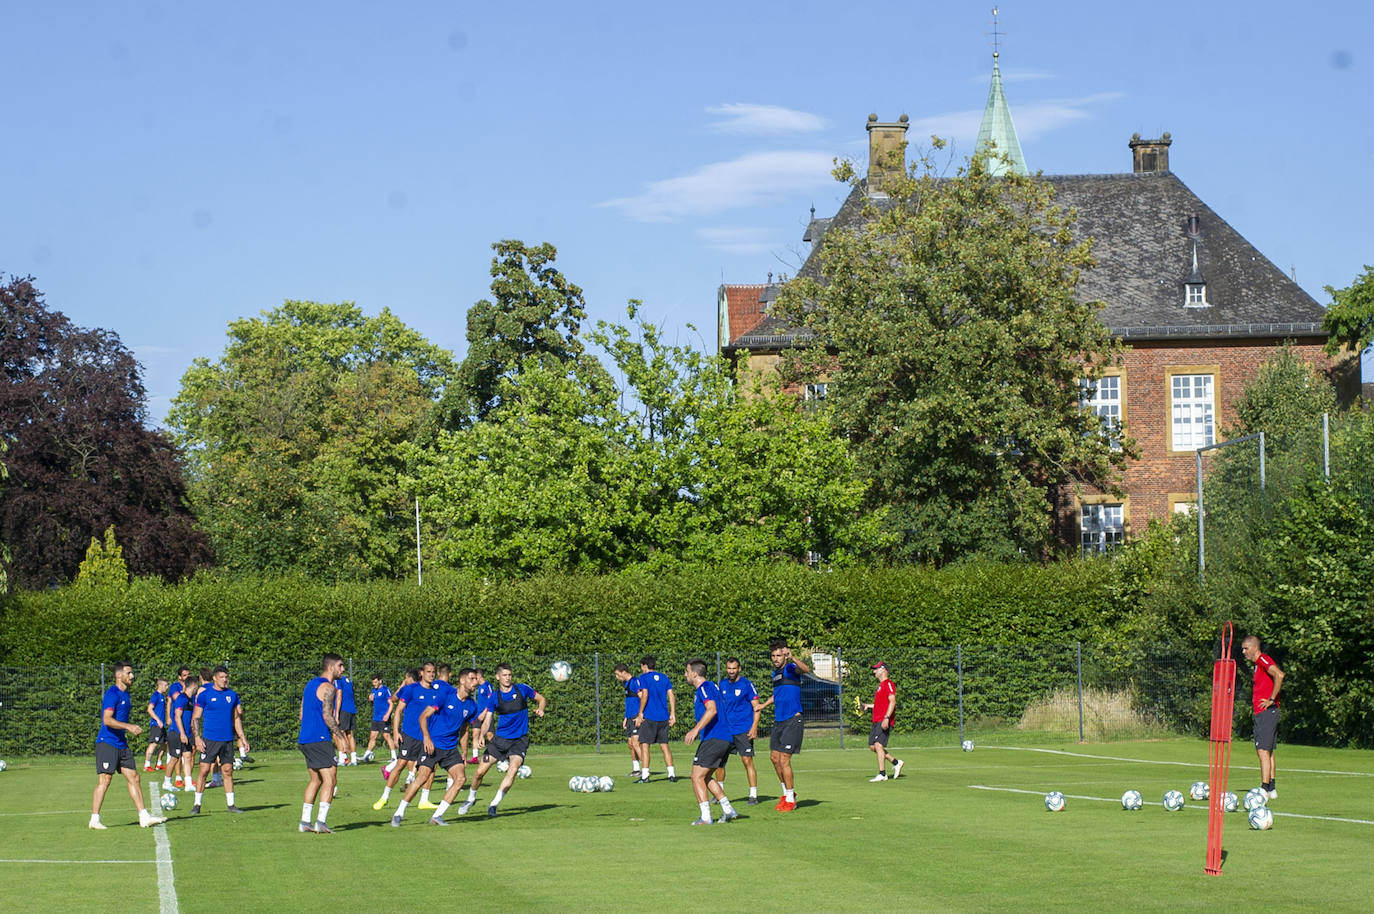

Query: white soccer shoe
[893,759,905,779]
[869,773,888,782]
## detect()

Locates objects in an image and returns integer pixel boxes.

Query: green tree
[169,300,455,579]
[777,145,1129,564]
[1323,264,1374,356]
[74,525,129,588]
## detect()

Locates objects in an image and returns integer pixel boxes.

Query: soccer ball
[1189,781,1209,801]
[1248,806,1274,830]
[580,775,598,793]
[496,760,510,773]
[961,740,974,752]
[159,792,178,811]
[1222,791,1240,813]
[232,757,242,771]
[0,760,7,772]
[550,660,572,682]
[517,764,532,779]
[1163,790,1185,811]
[597,776,614,792]
[1044,791,1066,812]
[1244,787,1268,811]
[569,776,585,792]
[1121,790,1143,810]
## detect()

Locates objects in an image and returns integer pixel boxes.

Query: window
[1186,283,1207,307]
[1080,375,1123,449]
[804,383,828,401]
[1171,373,1214,450]
[1080,503,1124,554]
[1172,501,1196,516]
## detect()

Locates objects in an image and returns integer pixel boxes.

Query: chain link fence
[0,644,1217,757]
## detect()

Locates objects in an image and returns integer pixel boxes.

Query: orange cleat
[776,799,797,812]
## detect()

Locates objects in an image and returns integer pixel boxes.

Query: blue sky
[5,1,1371,423]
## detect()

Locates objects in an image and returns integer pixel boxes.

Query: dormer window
[1186,282,1207,307]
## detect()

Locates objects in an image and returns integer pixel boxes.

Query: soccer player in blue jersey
[362,673,395,763]
[392,668,480,827]
[614,663,642,777]
[715,657,762,805]
[334,668,358,766]
[166,666,191,788]
[143,677,170,773]
[683,659,739,826]
[167,674,198,792]
[373,662,439,810]
[460,662,545,818]
[465,667,495,763]
[759,640,809,812]
[90,662,166,830]
[191,665,249,815]
[633,655,677,783]
[299,653,348,834]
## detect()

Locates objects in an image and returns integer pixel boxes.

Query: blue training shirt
[369,684,392,722]
[493,683,537,739]
[476,681,496,715]
[298,676,333,744]
[337,676,356,714]
[693,681,733,742]
[397,682,441,740]
[147,691,167,727]
[622,675,641,718]
[97,685,131,747]
[639,671,673,722]
[194,686,240,742]
[771,662,803,721]
[718,675,759,736]
[426,693,478,750]
[173,691,193,737]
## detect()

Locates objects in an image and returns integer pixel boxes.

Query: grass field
[2,729,1372,913]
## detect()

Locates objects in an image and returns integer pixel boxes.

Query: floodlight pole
[415,497,423,587]
[1195,432,1265,586]
[1323,412,1330,480]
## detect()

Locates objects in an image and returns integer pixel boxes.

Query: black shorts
[484,735,529,763]
[148,724,167,745]
[693,738,732,770]
[299,740,336,771]
[770,714,804,754]
[728,733,755,758]
[623,720,640,739]
[200,739,235,766]
[399,734,423,760]
[419,746,466,771]
[337,711,355,733]
[869,722,891,747]
[96,742,136,775]
[1254,706,1279,753]
[370,718,389,733]
[167,731,187,758]
[638,719,670,745]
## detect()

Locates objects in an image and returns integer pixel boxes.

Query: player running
[392,668,479,827]
[614,663,642,777]
[373,663,439,811]
[460,662,545,818]
[143,677,170,773]
[362,673,396,764]
[299,653,348,834]
[90,661,166,830]
[715,657,762,805]
[191,665,249,815]
[466,668,495,763]
[759,640,809,812]
[683,659,740,826]
[633,655,676,783]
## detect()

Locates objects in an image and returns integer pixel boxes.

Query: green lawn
[2,732,1372,913]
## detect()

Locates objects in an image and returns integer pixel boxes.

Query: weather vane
[988,7,1003,59]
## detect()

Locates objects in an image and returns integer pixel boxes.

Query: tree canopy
[1323,264,1374,356]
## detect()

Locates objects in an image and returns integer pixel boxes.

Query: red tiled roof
[721,283,767,345]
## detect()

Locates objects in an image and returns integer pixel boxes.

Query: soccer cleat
[140,814,167,827]
[240,755,255,764]
[893,759,904,779]
[362,752,374,763]
[869,773,888,782]
[174,779,184,789]
[298,821,314,833]
[1266,789,1278,800]
[88,820,107,830]
[190,804,201,815]
[428,816,448,826]
[667,776,678,783]
[720,809,739,822]
[468,756,481,764]
[144,765,155,772]
[162,782,177,792]
[226,806,244,814]
[416,800,438,810]
[746,797,760,806]
[776,799,797,812]
[313,821,333,834]
[390,815,403,827]
[690,817,713,826]
[371,797,388,811]
[773,797,789,810]
[457,801,474,816]
[156,763,165,770]
[486,806,497,818]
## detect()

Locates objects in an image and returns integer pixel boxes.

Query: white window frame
[1185,283,1208,307]
[1170,373,1215,451]
[1080,375,1123,450]
[1080,503,1125,555]
[804,382,828,401]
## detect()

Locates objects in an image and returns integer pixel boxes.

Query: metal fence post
[1323,412,1330,480]
[594,652,601,754]
[715,651,720,682]
[100,662,105,693]
[1076,642,1084,743]
[837,646,844,750]
[957,645,964,746]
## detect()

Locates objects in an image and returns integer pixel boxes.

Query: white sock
[162,779,174,789]
[89,813,101,826]
[632,761,641,772]
[225,792,235,807]
[420,789,430,804]
[699,801,711,820]
[302,803,313,822]
[466,788,477,802]
[491,788,506,809]
[350,752,358,764]
[379,786,391,801]
[784,787,796,802]
[317,801,330,823]
[194,791,204,806]
[435,801,450,817]
[139,808,153,821]
[396,799,409,816]
[749,786,758,798]
[720,797,736,814]
[640,771,650,780]
[390,750,397,760]
[666,766,676,778]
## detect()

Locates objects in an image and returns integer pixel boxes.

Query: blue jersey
[693,681,733,742]
[173,691,193,736]
[369,685,392,722]
[476,681,496,715]
[493,683,537,739]
[718,676,758,736]
[621,675,641,718]
[771,662,803,721]
[97,685,132,747]
[147,691,167,727]
[337,676,356,714]
[194,686,240,741]
[397,682,441,740]
[426,692,478,751]
[298,676,333,744]
[638,671,673,722]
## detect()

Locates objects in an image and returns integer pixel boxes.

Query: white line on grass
[0,810,87,817]
[969,784,1374,825]
[0,859,156,864]
[149,783,179,914]
[985,746,1374,778]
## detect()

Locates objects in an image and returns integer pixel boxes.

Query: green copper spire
[976,55,1028,176]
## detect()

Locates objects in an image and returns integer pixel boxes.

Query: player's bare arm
[192,705,205,751]
[668,689,677,727]
[104,707,142,737]
[233,703,249,753]
[635,688,648,726]
[419,704,437,754]
[1262,662,1285,709]
[533,690,547,718]
[320,681,344,741]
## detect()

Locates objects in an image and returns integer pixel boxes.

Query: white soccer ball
[1248,806,1274,830]
[517,764,531,779]
[1244,787,1268,811]
[496,760,510,773]
[961,740,974,752]
[1163,790,1185,811]
[580,775,598,793]
[1189,781,1209,801]
[598,775,614,792]
[0,760,7,772]
[550,660,572,682]
[1044,791,1066,812]
[1121,789,1143,810]
[569,776,584,792]
[159,792,178,811]
[232,757,242,771]
[1222,791,1240,813]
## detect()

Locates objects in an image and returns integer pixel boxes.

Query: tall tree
[1323,264,1374,356]
[777,146,1130,564]
[0,275,209,587]
[169,300,455,579]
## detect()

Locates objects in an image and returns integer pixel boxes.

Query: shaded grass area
[2,735,1373,913]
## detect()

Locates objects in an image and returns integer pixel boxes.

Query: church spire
[975,8,1028,176]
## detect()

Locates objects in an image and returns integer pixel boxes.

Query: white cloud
[600,150,835,223]
[908,92,1125,149]
[697,226,779,255]
[706,103,827,134]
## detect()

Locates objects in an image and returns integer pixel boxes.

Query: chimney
[1129,132,1172,174]
[867,113,909,193]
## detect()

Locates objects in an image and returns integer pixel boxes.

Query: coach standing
[863,661,904,782]
[1242,636,1284,800]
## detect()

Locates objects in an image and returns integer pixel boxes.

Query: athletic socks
[302,803,313,822]
[632,761,641,772]
[350,752,358,764]
[720,797,736,816]
[435,800,451,818]
[420,789,431,804]
[225,791,235,807]
[748,786,758,799]
[666,766,676,779]
[466,787,478,802]
[784,787,796,802]
[491,788,507,809]
[395,799,409,817]
[193,791,205,807]
[699,800,712,821]
[317,801,331,823]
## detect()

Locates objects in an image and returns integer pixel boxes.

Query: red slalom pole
[1205,621,1236,875]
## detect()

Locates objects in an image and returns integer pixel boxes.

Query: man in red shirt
[1242,636,1285,800]
[862,662,903,782]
